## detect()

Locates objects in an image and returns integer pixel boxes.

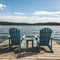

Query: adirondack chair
[35,28,54,53]
[7,28,25,52]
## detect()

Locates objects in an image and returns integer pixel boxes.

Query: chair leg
[7,44,12,52]
[18,44,21,52]
[39,47,41,53]
[18,40,24,52]
[26,41,28,51]
[48,45,54,53]
[38,45,41,53]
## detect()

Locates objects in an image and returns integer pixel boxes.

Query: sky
[0,0,60,23]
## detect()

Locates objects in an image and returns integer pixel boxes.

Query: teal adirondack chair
[35,28,54,53]
[7,28,25,52]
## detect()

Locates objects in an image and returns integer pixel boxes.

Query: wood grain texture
[0,39,60,60]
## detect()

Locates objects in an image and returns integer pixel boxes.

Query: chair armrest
[34,35,39,40]
[8,35,11,40]
[34,35,40,42]
[51,36,54,40]
[21,35,25,40]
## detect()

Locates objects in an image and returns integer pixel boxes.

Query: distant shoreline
[0,21,60,25]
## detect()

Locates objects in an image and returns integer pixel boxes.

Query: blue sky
[0,0,60,23]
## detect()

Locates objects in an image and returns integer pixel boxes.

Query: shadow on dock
[0,39,51,59]
[0,38,60,59]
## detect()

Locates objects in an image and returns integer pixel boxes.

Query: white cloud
[0,16,28,23]
[0,16,60,23]
[0,3,7,10]
[0,10,60,23]
[14,12,26,15]
[34,11,60,16]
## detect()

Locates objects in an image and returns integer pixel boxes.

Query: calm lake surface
[0,25,60,43]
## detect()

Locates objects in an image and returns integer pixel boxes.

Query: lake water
[0,25,60,43]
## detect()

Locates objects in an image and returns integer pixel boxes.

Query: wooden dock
[0,39,60,60]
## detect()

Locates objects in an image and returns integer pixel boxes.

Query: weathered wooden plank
[0,40,60,60]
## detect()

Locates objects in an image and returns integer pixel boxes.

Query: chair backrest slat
[9,28,20,45]
[40,28,52,45]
